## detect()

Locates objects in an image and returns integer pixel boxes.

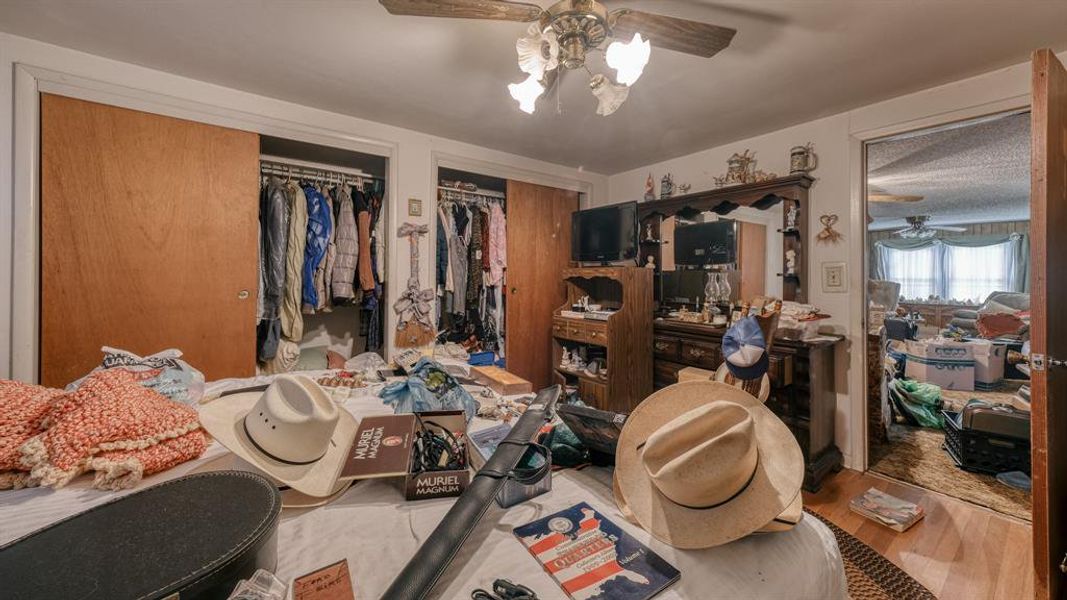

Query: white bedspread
[0,374,848,600]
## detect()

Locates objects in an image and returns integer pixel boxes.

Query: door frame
[846,93,1030,472]
[11,63,401,381]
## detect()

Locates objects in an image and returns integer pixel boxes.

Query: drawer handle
[654,342,669,351]
[590,331,600,338]
[687,347,709,359]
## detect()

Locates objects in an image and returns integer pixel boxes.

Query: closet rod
[260,154,385,182]
[437,185,506,200]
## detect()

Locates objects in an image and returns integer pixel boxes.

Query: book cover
[849,487,925,532]
[339,414,415,481]
[513,502,679,600]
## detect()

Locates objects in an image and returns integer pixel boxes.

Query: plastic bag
[889,378,944,428]
[66,347,206,405]
[379,357,478,421]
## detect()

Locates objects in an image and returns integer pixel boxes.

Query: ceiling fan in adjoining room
[892,215,966,239]
[379,0,737,116]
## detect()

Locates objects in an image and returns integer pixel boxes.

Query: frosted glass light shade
[605,32,651,86]
[589,74,629,116]
[516,23,558,80]
[508,74,544,114]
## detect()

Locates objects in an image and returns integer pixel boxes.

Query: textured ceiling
[1,1,1066,174]
[867,112,1030,230]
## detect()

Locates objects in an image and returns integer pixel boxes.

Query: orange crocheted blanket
[0,370,206,491]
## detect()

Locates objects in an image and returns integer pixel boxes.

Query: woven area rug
[869,382,1031,521]
[807,509,936,600]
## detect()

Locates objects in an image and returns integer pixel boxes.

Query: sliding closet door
[40,94,260,386]
[505,180,578,389]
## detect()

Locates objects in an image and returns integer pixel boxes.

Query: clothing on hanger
[301,184,331,313]
[315,185,337,312]
[355,189,375,292]
[281,182,307,342]
[257,176,290,361]
[331,184,359,301]
[488,201,507,287]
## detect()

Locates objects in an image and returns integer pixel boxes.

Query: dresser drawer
[583,321,608,345]
[552,317,585,343]
[653,336,679,360]
[678,340,722,369]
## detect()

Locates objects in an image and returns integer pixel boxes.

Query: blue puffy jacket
[302,186,332,309]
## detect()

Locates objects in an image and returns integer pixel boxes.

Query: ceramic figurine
[786,204,799,231]
[660,173,674,199]
[646,255,656,269]
[644,223,654,241]
[785,249,797,275]
[644,173,656,201]
[677,183,692,195]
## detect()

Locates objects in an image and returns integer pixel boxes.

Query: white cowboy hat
[199,375,357,498]
[615,381,803,549]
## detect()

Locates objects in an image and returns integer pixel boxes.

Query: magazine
[513,502,679,600]
[849,487,925,532]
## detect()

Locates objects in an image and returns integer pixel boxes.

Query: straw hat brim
[615,381,804,549]
[187,453,353,508]
[199,391,357,498]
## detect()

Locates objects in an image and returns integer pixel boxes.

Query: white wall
[0,32,609,380]
[600,51,1061,469]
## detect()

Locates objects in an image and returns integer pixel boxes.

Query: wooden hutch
[551,266,653,413]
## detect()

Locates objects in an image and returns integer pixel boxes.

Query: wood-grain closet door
[40,94,259,386]
[1030,48,1067,600]
[505,181,578,389]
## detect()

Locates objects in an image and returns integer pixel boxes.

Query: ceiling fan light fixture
[589,73,629,116]
[508,73,545,114]
[605,32,650,86]
[516,22,558,79]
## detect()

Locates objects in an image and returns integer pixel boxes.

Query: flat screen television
[571,202,638,263]
[674,220,737,266]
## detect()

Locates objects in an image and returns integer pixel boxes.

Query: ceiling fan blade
[934,225,967,232]
[379,0,544,22]
[609,9,736,58]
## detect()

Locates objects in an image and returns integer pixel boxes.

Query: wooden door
[1031,48,1067,600]
[505,181,578,389]
[40,94,260,386]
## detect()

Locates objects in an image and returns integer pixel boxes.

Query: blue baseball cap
[721,316,769,380]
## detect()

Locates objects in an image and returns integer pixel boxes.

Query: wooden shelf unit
[636,174,814,303]
[551,267,653,412]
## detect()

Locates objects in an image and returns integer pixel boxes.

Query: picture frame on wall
[821,261,847,293]
[408,197,423,217]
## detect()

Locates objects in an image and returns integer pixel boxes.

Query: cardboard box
[969,340,1007,390]
[339,411,470,502]
[678,367,714,382]
[403,410,470,501]
[471,366,533,395]
[905,339,975,391]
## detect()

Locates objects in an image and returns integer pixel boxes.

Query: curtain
[872,233,1028,302]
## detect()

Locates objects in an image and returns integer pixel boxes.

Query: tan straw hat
[200,375,357,498]
[615,381,803,548]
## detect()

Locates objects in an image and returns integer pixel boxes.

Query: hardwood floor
[805,469,1033,599]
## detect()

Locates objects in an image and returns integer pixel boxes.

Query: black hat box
[0,470,281,600]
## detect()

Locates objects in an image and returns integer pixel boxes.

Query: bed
[0,372,848,599]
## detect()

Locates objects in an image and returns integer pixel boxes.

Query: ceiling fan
[867,185,924,204]
[379,0,737,115]
[892,216,966,239]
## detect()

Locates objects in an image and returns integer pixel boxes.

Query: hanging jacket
[466,208,483,303]
[315,187,337,312]
[331,185,359,301]
[356,190,375,292]
[449,205,471,313]
[258,177,289,321]
[436,204,451,293]
[487,201,507,286]
[281,183,307,342]
[302,185,331,312]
